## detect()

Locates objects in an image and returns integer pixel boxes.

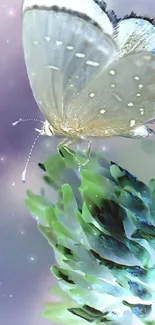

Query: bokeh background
[1,1,155,324]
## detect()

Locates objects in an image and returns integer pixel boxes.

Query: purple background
[1,1,155,325]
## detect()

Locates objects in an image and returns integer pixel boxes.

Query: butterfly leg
[57,138,92,169]
[80,139,92,167]
[87,139,92,160]
[57,137,76,153]
[57,137,69,148]
[78,136,92,167]
[65,137,92,170]
[57,138,82,169]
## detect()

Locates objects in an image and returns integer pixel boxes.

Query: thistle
[26,147,155,325]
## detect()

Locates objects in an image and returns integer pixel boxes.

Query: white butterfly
[22,0,155,139]
[16,0,155,180]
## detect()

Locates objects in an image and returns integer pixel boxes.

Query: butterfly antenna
[12,118,44,126]
[22,133,41,183]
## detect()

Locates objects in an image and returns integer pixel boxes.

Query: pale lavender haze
[1,1,155,325]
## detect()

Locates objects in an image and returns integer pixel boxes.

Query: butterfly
[16,0,155,181]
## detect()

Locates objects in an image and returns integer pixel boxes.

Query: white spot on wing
[56,41,63,46]
[89,92,95,98]
[140,108,144,115]
[66,45,74,51]
[100,109,106,114]
[134,76,140,81]
[75,53,85,58]
[130,120,136,127]
[86,60,99,67]
[128,102,134,107]
[45,36,51,42]
[46,65,59,71]
[109,69,116,75]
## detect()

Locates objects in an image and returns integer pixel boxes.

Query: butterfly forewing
[62,17,116,112]
[22,6,117,128]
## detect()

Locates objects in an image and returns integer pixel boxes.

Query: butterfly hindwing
[76,51,155,137]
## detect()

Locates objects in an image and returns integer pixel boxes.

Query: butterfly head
[42,120,54,136]
[35,120,54,137]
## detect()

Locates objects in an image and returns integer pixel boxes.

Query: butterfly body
[41,119,84,138]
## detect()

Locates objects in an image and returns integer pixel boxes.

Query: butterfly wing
[115,18,155,57]
[74,50,155,137]
[70,18,155,137]
[22,0,117,130]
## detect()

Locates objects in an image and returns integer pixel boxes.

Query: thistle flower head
[26,147,155,324]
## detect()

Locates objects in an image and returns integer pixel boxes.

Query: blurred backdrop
[1,1,155,325]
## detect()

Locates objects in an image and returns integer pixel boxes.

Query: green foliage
[26,147,155,324]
